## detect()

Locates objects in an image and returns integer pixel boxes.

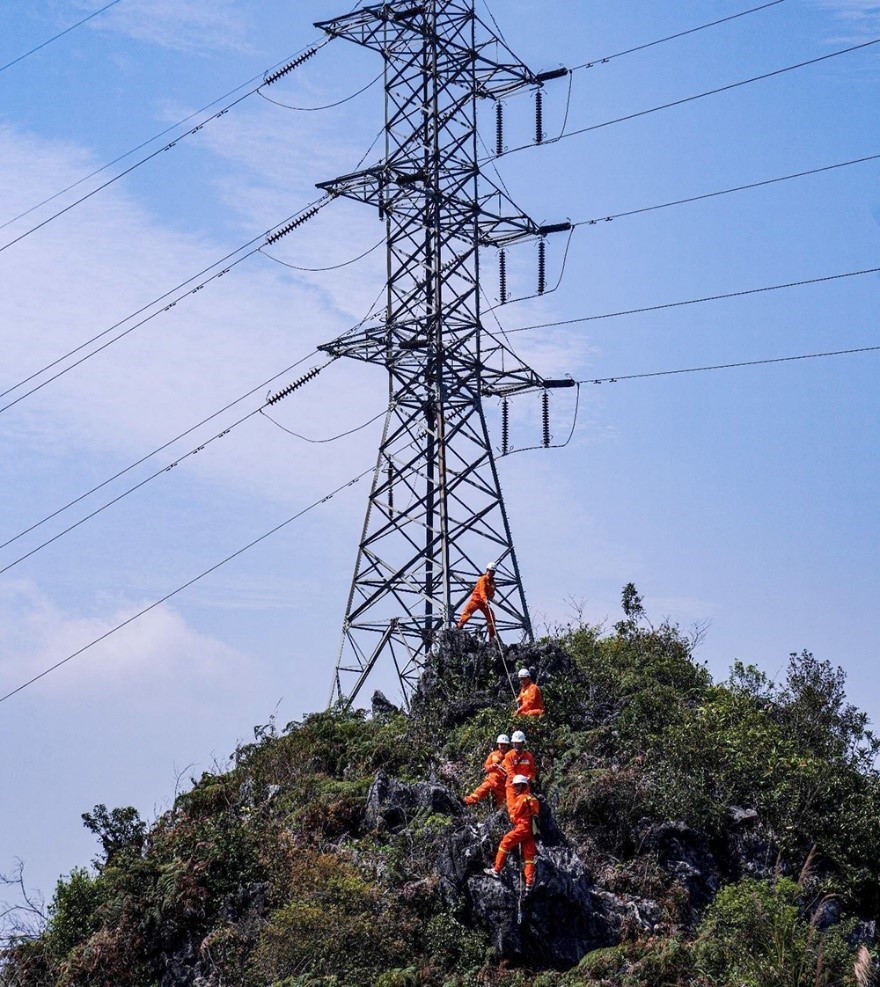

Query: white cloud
[814,0,880,40]
[0,579,257,704]
[77,0,253,54]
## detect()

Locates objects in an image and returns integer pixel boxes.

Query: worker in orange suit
[484,774,540,890]
[515,667,545,717]
[502,730,536,816]
[456,563,497,640]
[464,734,510,807]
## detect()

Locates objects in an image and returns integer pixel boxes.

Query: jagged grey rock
[371,689,400,718]
[436,800,608,966]
[365,770,463,832]
[639,820,719,915]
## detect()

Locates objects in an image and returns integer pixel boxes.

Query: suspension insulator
[495,101,504,155]
[535,90,544,144]
[387,458,394,518]
[501,397,510,455]
[266,364,323,405]
[266,205,321,244]
[263,46,320,86]
[499,249,508,304]
[542,390,551,447]
[537,239,547,295]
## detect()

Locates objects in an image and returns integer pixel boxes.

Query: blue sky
[0,0,878,908]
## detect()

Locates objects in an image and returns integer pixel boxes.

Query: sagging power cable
[490,36,880,162]
[579,344,880,385]
[1,284,386,553]
[0,352,320,553]
[570,0,785,71]
[0,466,372,706]
[259,405,387,443]
[257,71,382,110]
[503,264,880,334]
[0,40,330,251]
[0,0,123,76]
[570,152,880,228]
[0,197,330,414]
[0,360,338,577]
[259,236,384,272]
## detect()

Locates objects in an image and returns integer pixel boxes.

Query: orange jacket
[483,749,507,774]
[516,682,545,716]
[502,748,536,785]
[470,573,496,604]
[509,790,540,830]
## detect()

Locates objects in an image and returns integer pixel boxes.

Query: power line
[570,152,880,227]
[259,236,384,272]
[0,46,312,234]
[0,352,320,553]
[0,41,329,253]
[504,265,880,334]
[492,36,880,161]
[571,0,785,71]
[0,0,123,76]
[257,71,382,110]
[580,344,880,385]
[0,197,330,414]
[0,360,337,577]
[259,405,387,444]
[0,281,387,553]
[0,467,371,706]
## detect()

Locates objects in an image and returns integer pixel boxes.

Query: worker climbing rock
[515,667,545,717]
[483,774,540,890]
[464,734,510,807]
[457,563,497,640]
[502,730,536,816]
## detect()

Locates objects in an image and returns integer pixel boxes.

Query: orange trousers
[494,824,536,885]
[457,598,496,639]
[465,773,506,807]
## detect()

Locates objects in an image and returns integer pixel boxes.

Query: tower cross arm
[315,2,539,98]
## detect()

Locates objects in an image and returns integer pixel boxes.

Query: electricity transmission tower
[316,1,571,707]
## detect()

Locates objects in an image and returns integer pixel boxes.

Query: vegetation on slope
[2,586,878,986]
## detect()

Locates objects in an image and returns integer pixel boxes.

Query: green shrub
[694,877,862,987]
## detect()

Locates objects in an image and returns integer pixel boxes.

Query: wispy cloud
[814,0,880,41]
[75,0,253,54]
[0,580,258,705]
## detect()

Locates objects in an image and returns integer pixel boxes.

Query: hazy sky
[1,0,877,907]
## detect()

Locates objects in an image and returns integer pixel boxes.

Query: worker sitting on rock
[515,667,545,717]
[464,734,510,807]
[484,774,540,891]
[502,730,536,816]
[456,563,497,640]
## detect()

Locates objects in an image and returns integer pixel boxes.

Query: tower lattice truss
[316,0,571,706]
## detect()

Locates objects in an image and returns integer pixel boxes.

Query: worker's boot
[483,867,500,879]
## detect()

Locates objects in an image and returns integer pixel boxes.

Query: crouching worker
[464,734,510,808]
[515,667,545,717]
[484,774,540,890]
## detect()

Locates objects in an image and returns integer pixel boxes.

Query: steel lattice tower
[316,1,570,707]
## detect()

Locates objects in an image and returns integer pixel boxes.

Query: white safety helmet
[496,734,510,745]
[511,774,530,787]
[486,562,497,571]
[511,730,526,744]
[517,668,531,679]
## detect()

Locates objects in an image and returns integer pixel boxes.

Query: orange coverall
[457,573,497,639]
[464,750,507,807]
[494,789,540,886]
[516,681,545,717]
[502,748,536,816]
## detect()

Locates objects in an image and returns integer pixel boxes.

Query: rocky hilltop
[3,588,878,986]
